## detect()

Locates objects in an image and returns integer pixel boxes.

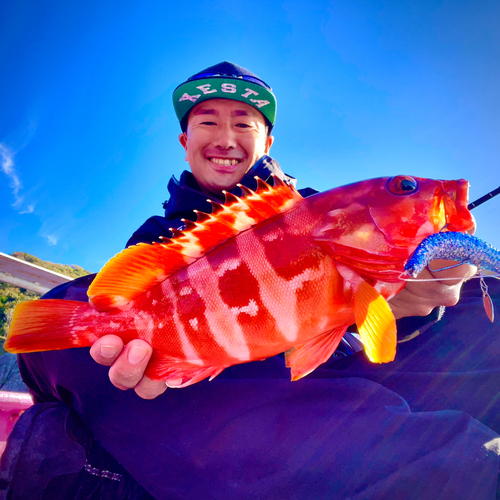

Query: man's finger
[389,261,475,319]
[134,376,168,400]
[427,260,476,285]
[89,335,124,366]
[108,339,153,390]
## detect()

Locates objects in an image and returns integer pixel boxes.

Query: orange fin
[88,242,197,311]
[145,352,226,387]
[351,280,396,363]
[285,327,348,381]
[4,300,98,354]
[88,176,303,311]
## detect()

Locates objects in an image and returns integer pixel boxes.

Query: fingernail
[100,345,119,359]
[165,378,183,388]
[128,346,148,365]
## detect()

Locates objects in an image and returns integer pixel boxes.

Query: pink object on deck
[0,391,33,455]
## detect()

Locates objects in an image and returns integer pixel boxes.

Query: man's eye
[200,121,216,126]
[236,123,251,128]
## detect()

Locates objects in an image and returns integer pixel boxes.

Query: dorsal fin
[88,176,303,311]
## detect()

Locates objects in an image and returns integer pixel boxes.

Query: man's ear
[179,132,188,150]
[179,133,189,161]
[265,135,274,154]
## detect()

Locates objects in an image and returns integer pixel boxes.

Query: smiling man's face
[179,99,274,198]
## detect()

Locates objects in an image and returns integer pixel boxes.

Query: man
[1,62,499,499]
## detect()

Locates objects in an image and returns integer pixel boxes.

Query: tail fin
[5,299,99,354]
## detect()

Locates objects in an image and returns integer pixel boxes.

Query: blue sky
[1,0,499,273]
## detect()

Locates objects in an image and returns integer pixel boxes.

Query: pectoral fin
[285,327,348,381]
[351,280,396,363]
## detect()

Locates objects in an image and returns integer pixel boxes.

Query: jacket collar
[163,155,295,220]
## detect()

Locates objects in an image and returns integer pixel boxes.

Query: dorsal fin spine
[222,191,240,204]
[170,228,184,238]
[237,184,253,196]
[255,177,271,193]
[181,219,197,231]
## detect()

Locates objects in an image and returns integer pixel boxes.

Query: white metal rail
[0,252,71,294]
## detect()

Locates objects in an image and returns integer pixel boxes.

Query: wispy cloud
[19,204,35,214]
[0,143,34,214]
[45,234,58,246]
[39,220,62,247]
[0,143,21,199]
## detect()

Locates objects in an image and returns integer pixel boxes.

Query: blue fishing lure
[403,232,500,322]
[404,232,500,278]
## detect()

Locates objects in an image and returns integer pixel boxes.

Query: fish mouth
[440,179,475,233]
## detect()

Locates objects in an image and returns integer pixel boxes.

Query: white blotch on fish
[215,258,242,277]
[231,299,259,317]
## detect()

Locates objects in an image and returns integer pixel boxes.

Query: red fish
[5,175,474,387]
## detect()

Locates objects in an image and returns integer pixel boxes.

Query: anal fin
[144,352,226,388]
[285,327,348,381]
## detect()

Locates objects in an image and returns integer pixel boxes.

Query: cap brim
[173,77,276,128]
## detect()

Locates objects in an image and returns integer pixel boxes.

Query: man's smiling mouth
[209,158,241,167]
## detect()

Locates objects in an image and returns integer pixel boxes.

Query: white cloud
[19,204,35,214]
[39,220,61,246]
[0,143,21,195]
[0,144,14,173]
[45,234,58,246]
[12,195,23,209]
[0,143,34,214]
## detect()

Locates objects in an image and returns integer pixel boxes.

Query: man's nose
[213,125,237,149]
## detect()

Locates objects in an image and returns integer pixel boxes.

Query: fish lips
[441,179,475,232]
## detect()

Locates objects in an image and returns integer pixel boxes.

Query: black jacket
[126,155,317,247]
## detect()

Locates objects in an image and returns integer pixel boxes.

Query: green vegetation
[0,252,91,351]
[10,252,90,279]
[0,283,40,352]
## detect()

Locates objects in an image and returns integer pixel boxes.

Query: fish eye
[387,176,419,195]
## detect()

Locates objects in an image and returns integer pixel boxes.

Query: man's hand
[388,259,476,320]
[90,336,167,399]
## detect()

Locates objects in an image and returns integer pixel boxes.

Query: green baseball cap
[173,61,277,132]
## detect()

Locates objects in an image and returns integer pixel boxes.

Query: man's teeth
[210,158,240,166]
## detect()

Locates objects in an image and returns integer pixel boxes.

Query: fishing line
[399,273,500,282]
[427,261,468,272]
[471,204,500,222]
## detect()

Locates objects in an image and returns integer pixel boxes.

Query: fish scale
[5,175,477,387]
